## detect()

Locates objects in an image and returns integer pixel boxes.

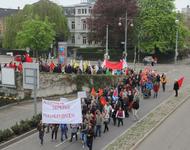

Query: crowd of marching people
[37,66,169,150]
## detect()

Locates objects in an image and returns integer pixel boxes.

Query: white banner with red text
[42,98,82,124]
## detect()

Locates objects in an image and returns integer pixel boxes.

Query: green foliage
[3,0,69,49]
[136,0,190,53]
[0,114,41,143]
[16,19,55,57]
[74,75,120,91]
[11,123,22,135]
[0,129,14,142]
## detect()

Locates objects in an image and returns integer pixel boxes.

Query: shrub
[0,130,4,142]
[20,123,31,133]
[1,129,14,142]
[11,122,22,135]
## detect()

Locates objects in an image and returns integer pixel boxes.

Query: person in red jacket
[153,82,160,98]
[18,63,23,73]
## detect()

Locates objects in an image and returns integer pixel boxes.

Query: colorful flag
[100,96,107,106]
[91,87,96,96]
[178,77,184,88]
[98,88,104,97]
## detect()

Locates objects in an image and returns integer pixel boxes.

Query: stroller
[143,81,153,99]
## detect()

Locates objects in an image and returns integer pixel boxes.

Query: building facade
[0,8,18,36]
[64,0,98,48]
[182,5,190,29]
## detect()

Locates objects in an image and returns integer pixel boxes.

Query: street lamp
[175,19,179,64]
[105,25,109,60]
[118,11,133,61]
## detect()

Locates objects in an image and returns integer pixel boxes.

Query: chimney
[18,6,20,10]
[187,5,189,8]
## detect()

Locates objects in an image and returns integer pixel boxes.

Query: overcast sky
[0,0,189,10]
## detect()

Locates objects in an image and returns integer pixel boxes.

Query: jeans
[95,125,101,137]
[70,132,78,142]
[132,108,139,120]
[80,132,87,146]
[154,92,158,98]
[61,130,68,141]
[175,89,178,97]
[162,83,166,92]
[117,118,123,127]
[87,139,93,150]
[51,129,58,140]
[104,121,109,132]
[39,131,44,145]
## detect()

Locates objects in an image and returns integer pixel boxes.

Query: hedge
[0,114,41,143]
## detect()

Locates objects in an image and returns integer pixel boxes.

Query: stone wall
[0,73,123,100]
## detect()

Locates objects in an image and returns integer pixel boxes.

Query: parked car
[143,56,155,65]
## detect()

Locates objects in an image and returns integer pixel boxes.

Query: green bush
[20,123,31,133]
[0,129,14,142]
[0,130,4,142]
[11,122,22,135]
[1,114,41,143]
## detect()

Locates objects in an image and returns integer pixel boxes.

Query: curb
[0,93,77,110]
[0,99,39,110]
[130,94,190,150]
[104,86,190,150]
[0,129,37,149]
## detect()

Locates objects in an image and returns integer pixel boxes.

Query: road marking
[55,140,67,148]
[1,133,38,150]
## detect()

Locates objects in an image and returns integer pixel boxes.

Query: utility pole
[105,25,109,60]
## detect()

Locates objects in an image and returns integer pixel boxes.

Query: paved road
[135,97,190,150]
[1,64,190,150]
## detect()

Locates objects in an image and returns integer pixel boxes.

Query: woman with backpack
[132,91,140,121]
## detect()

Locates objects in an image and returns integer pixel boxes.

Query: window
[83,36,87,44]
[71,21,75,29]
[89,9,92,14]
[82,20,87,30]
[71,35,75,44]
[84,9,87,14]
[82,9,84,14]
[78,9,81,14]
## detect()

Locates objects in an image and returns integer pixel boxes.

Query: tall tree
[137,0,190,53]
[87,0,138,49]
[3,0,68,49]
[16,18,55,58]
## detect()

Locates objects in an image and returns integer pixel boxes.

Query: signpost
[23,63,39,115]
[58,42,67,65]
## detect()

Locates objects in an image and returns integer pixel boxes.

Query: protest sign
[42,98,82,124]
[77,91,87,98]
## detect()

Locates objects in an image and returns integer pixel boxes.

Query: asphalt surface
[1,63,190,150]
[135,97,190,150]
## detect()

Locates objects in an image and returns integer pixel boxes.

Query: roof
[64,2,94,8]
[0,8,18,18]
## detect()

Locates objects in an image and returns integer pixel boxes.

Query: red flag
[105,60,123,70]
[91,87,96,96]
[100,96,107,106]
[178,77,184,88]
[98,88,103,97]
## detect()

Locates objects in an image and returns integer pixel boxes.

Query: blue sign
[59,47,64,52]
[59,56,64,64]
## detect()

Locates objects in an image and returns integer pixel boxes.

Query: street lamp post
[175,19,179,64]
[118,10,133,61]
[124,10,128,61]
[105,25,109,60]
